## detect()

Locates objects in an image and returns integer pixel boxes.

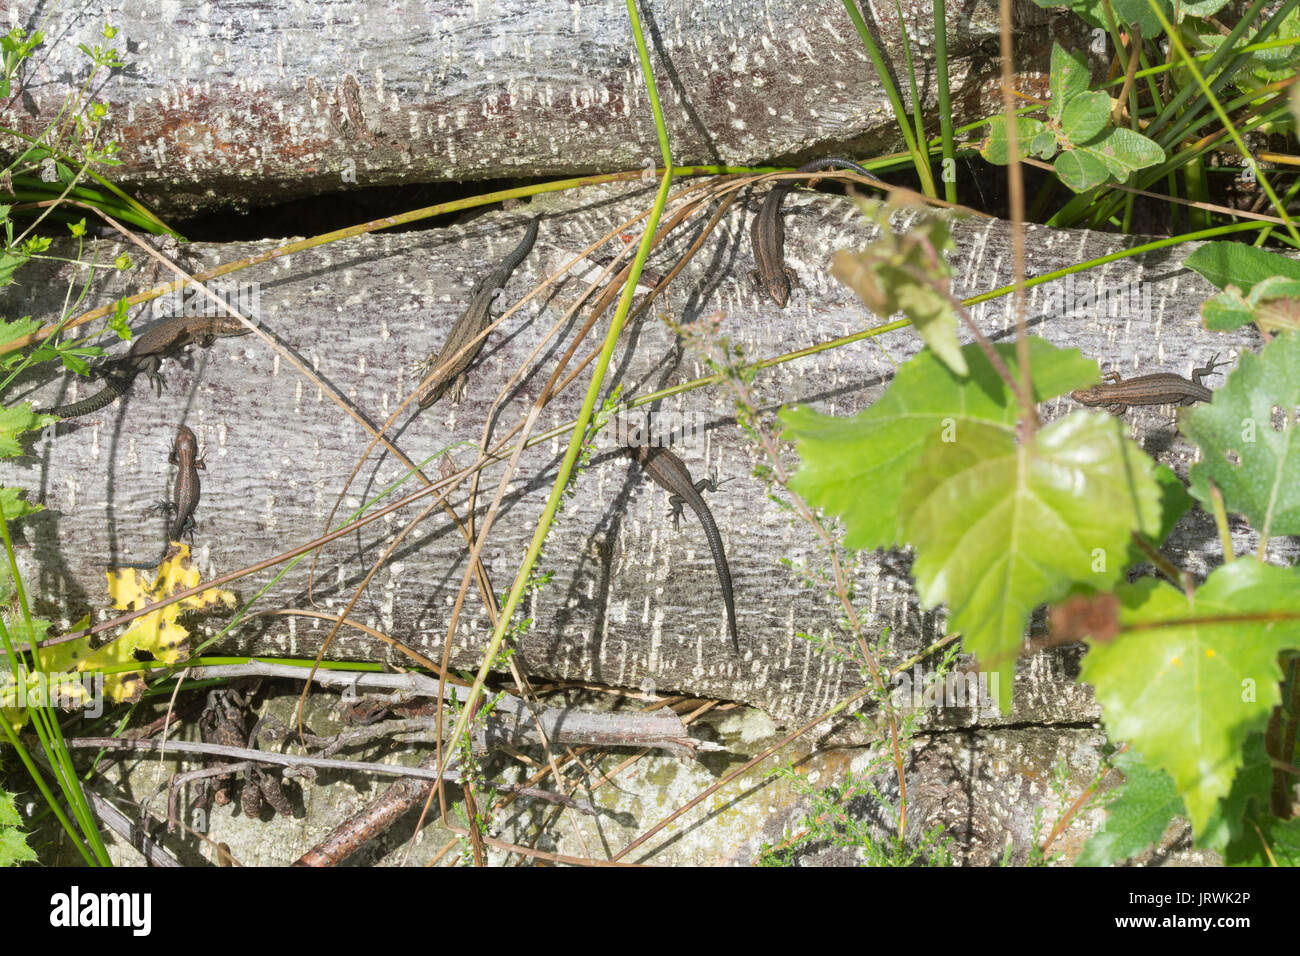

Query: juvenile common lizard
[628,444,739,654]
[1070,355,1226,414]
[417,217,539,409]
[164,424,204,543]
[750,157,882,308]
[41,314,250,419]
[130,424,204,569]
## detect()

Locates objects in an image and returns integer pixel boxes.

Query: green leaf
[0,247,26,287]
[0,401,54,459]
[1059,127,1164,191]
[783,339,1098,551]
[1057,126,1166,192]
[0,315,41,352]
[1111,0,1171,33]
[1076,750,1183,866]
[1055,147,1112,192]
[0,486,40,522]
[1030,129,1058,159]
[981,116,1042,165]
[1079,736,1271,862]
[1092,127,1166,181]
[1202,276,1300,333]
[1059,90,1111,145]
[1183,333,1300,538]
[0,790,35,866]
[1185,241,1300,294]
[901,411,1163,710]
[1225,814,1300,866]
[57,350,94,376]
[1081,559,1300,836]
[1180,0,1232,16]
[108,298,132,336]
[1202,733,1275,852]
[1030,0,1171,35]
[1144,463,1194,552]
[1049,43,1090,121]
[830,213,965,375]
[1200,286,1257,332]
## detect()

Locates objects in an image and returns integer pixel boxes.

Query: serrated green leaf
[783,339,1098,551]
[901,411,1163,710]
[0,486,40,522]
[1082,559,1300,836]
[1059,90,1111,145]
[0,315,41,351]
[0,402,54,458]
[1184,241,1300,294]
[1202,733,1274,851]
[1225,813,1300,866]
[0,248,25,287]
[1076,750,1183,866]
[1144,463,1194,552]
[1202,277,1300,334]
[0,791,35,865]
[1184,333,1300,537]
[60,351,97,377]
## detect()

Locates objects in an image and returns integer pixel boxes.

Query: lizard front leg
[137,355,169,397]
[1192,353,1227,388]
[694,475,730,496]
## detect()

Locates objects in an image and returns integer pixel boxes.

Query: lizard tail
[39,376,132,419]
[796,157,882,184]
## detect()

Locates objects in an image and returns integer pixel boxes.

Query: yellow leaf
[39,544,236,704]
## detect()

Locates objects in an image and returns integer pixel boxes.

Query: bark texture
[4,184,1269,736]
[0,0,1083,212]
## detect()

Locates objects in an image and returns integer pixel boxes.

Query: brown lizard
[416,218,539,409]
[127,424,205,570]
[162,424,204,544]
[41,314,250,419]
[627,444,738,654]
[751,157,882,308]
[1070,355,1226,414]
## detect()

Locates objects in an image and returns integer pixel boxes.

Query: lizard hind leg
[667,495,686,528]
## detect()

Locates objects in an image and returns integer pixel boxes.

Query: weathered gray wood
[0,0,1081,213]
[2,183,1268,734]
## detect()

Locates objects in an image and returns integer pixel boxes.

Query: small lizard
[163,424,204,543]
[129,424,205,569]
[751,157,882,308]
[41,314,250,419]
[627,444,739,654]
[417,217,539,409]
[1070,355,1227,414]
